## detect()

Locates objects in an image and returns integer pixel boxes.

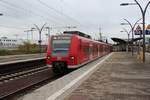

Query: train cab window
[52,39,71,56]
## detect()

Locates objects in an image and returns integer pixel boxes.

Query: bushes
[18,42,39,53]
[18,42,46,54]
[0,42,46,56]
[0,49,13,56]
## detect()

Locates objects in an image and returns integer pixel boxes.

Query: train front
[47,35,77,73]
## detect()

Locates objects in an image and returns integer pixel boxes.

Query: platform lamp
[120,0,150,62]
[120,28,131,52]
[120,18,142,56]
[34,23,47,54]
[0,13,3,16]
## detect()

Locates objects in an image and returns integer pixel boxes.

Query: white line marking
[47,53,113,100]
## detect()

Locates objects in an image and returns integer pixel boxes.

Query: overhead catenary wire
[0,25,27,30]
[0,0,94,37]
[0,0,85,30]
[58,0,96,30]
[21,0,73,25]
[36,0,82,25]
[0,0,63,25]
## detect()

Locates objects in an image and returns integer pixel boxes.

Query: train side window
[96,45,98,53]
[79,39,82,49]
[84,46,89,56]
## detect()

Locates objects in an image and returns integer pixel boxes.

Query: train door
[79,39,82,64]
[98,45,99,57]
[89,44,93,60]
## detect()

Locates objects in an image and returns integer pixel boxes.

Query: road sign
[136,25,142,30]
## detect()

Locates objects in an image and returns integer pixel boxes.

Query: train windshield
[52,39,71,56]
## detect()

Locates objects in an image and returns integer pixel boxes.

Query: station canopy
[111,37,143,44]
[111,38,127,44]
[132,37,143,42]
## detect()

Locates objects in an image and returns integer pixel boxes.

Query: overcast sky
[0,0,150,43]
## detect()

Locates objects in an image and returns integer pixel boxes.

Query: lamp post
[120,28,131,52]
[24,30,30,42]
[45,33,48,44]
[0,13,3,16]
[121,18,141,55]
[134,0,150,63]
[31,28,36,41]
[99,27,102,41]
[34,23,46,53]
[45,27,51,37]
[120,1,150,62]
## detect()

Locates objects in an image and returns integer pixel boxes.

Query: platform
[10,52,150,100]
[0,53,45,63]
[65,52,150,100]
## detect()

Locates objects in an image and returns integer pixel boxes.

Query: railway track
[0,57,55,99]
[0,66,48,82]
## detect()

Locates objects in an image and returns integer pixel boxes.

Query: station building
[0,37,24,49]
[0,37,48,50]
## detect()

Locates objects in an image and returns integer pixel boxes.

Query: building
[0,37,24,49]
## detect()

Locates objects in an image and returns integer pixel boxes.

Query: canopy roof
[111,38,126,44]
[111,37,143,44]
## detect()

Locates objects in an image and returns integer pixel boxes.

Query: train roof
[63,31,91,39]
[51,32,111,46]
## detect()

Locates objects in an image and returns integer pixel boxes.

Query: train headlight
[47,56,51,60]
[70,56,75,60]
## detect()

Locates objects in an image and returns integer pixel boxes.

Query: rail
[0,57,53,99]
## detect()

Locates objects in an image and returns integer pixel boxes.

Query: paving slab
[65,52,150,100]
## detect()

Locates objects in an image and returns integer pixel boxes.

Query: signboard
[134,30,142,35]
[135,25,142,35]
[134,30,150,35]
[146,30,150,35]
[136,25,142,30]
[134,25,150,35]
[146,24,150,35]
[53,36,71,40]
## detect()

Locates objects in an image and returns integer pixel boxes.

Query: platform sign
[134,30,150,35]
[146,24,150,35]
[146,30,150,35]
[134,30,142,35]
[135,25,142,35]
[134,25,150,35]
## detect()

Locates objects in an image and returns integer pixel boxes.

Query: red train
[47,31,112,73]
